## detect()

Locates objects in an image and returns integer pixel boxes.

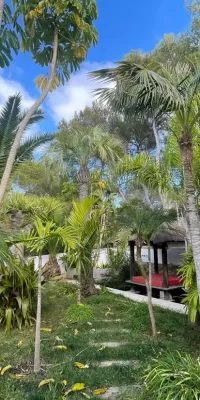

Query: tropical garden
[1,0,200,399]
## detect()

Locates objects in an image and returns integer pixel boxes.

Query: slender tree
[117,202,176,337]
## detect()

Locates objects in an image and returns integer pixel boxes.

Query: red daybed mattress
[132,274,182,288]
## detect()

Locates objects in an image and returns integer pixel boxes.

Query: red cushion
[132,274,182,288]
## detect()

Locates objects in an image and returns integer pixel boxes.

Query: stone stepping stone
[98,360,138,367]
[99,385,140,399]
[98,319,122,323]
[96,328,130,333]
[93,341,129,348]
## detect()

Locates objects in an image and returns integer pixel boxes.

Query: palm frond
[19,108,45,129]
[0,94,21,148]
[15,133,54,165]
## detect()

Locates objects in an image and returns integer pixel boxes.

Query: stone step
[99,385,141,399]
[95,328,130,333]
[98,360,138,367]
[93,341,129,348]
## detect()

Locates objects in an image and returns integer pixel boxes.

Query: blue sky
[0,0,190,136]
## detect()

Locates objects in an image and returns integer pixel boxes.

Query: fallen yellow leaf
[17,341,23,348]
[97,346,105,352]
[75,362,89,369]
[74,329,79,336]
[1,365,11,375]
[55,345,67,350]
[10,374,26,380]
[72,383,86,391]
[93,388,107,395]
[64,383,86,397]
[62,380,68,385]
[41,328,52,332]
[38,378,54,388]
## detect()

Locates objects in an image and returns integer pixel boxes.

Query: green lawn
[0,281,200,400]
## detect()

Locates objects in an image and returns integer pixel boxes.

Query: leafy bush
[103,250,130,290]
[0,259,37,332]
[141,351,200,400]
[178,247,199,322]
[66,304,93,322]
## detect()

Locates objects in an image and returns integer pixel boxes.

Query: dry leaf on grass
[93,388,107,395]
[64,382,86,396]
[55,345,67,350]
[62,380,68,385]
[1,365,11,375]
[10,374,27,380]
[38,378,54,388]
[74,329,79,336]
[17,341,23,348]
[75,362,89,369]
[97,346,105,352]
[41,328,52,333]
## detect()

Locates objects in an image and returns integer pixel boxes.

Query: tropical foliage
[0,258,37,332]
[0,94,53,179]
[142,352,200,400]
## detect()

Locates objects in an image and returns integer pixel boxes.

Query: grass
[0,281,200,399]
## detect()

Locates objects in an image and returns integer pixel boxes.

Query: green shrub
[178,247,199,322]
[103,250,130,290]
[141,351,200,400]
[66,304,93,322]
[0,259,37,332]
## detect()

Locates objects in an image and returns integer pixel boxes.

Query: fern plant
[178,247,199,322]
[141,352,200,400]
[0,259,37,332]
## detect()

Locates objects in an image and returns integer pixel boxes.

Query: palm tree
[18,217,76,373]
[0,94,53,179]
[117,202,176,337]
[91,60,200,300]
[65,197,105,301]
[54,125,124,297]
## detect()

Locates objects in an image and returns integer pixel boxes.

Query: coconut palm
[117,202,176,337]
[91,60,200,300]
[0,94,53,179]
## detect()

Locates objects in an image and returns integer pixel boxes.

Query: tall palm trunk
[0,27,58,206]
[34,255,42,373]
[179,133,200,300]
[0,0,4,27]
[77,164,96,299]
[152,118,168,208]
[146,242,157,337]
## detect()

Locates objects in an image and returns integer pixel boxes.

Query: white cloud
[48,61,114,123]
[0,75,35,110]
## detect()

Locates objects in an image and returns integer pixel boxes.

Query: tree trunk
[0,0,4,27]
[9,210,25,259]
[77,164,96,298]
[136,246,142,262]
[146,242,157,337]
[0,27,58,206]
[78,165,90,200]
[34,255,42,373]
[80,266,97,298]
[152,118,161,165]
[179,133,200,300]
[42,254,61,281]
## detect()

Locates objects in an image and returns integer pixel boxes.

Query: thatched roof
[130,218,186,245]
[151,220,186,244]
